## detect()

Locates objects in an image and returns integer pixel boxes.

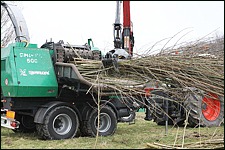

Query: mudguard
[34,101,81,124]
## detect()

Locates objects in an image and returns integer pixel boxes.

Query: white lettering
[19,53,41,58]
[28,71,50,76]
[27,58,38,63]
[20,53,23,57]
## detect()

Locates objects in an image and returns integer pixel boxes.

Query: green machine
[1,1,57,97]
[87,38,104,58]
[1,42,58,97]
[87,38,99,51]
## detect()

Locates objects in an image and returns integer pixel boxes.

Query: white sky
[20,1,224,55]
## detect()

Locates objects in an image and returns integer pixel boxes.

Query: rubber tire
[36,106,79,140]
[79,107,93,137]
[184,89,224,127]
[120,111,136,122]
[84,105,117,137]
[80,120,89,137]
[12,115,36,133]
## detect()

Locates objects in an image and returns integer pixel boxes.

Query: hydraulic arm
[113,1,122,49]
[111,1,134,59]
[122,0,134,56]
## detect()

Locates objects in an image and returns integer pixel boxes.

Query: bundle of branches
[71,54,224,100]
[119,55,224,97]
[71,58,146,96]
[157,36,224,59]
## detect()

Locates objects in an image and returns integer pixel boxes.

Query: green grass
[1,112,224,149]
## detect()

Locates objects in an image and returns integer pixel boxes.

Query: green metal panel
[1,43,18,97]
[1,42,58,97]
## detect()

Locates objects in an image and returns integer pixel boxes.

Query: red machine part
[202,92,221,121]
[122,1,134,56]
[123,1,130,28]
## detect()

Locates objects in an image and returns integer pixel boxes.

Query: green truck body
[1,42,58,97]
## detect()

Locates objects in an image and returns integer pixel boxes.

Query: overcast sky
[20,1,224,55]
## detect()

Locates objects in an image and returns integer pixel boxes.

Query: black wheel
[79,106,93,137]
[184,89,224,127]
[12,115,36,133]
[84,105,117,137]
[80,120,89,137]
[120,111,136,122]
[36,106,79,140]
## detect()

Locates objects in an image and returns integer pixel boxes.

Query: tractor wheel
[120,111,136,122]
[36,106,79,140]
[12,115,36,133]
[84,105,117,137]
[184,89,224,127]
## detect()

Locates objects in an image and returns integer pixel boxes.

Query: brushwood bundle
[68,36,224,103]
[70,54,224,99]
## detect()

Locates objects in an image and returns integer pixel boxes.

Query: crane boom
[112,0,134,58]
[113,1,122,49]
[123,1,130,28]
[122,0,134,56]
[115,1,122,25]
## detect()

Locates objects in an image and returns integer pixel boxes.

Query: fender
[81,100,119,121]
[100,100,119,119]
[34,101,81,124]
[80,105,93,121]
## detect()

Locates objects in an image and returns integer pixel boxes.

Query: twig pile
[118,55,224,97]
[146,138,224,149]
[71,54,224,98]
[69,36,224,100]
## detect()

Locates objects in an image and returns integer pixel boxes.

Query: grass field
[1,112,224,149]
